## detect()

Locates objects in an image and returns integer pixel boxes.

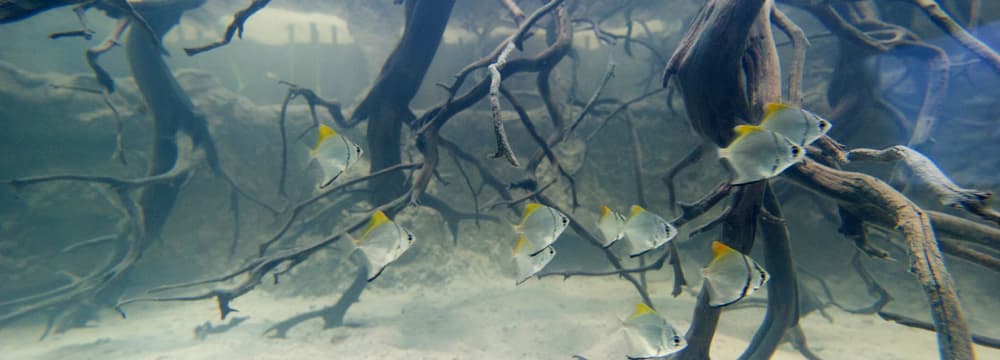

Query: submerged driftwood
[0,1,997,359]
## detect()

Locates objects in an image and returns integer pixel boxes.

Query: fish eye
[355,146,363,155]
[548,248,555,254]
[672,335,683,346]
[561,216,568,225]
[791,147,801,156]
[407,233,414,243]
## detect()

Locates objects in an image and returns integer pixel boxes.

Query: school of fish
[718,102,831,184]
[309,103,815,358]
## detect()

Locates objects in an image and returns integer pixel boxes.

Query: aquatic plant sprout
[1,0,999,359]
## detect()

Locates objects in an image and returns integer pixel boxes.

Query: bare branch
[184,0,272,56]
[848,146,997,226]
[905,0,1000,74]
[878,311,1000,349]
[487,42,521,167]
[498,0,525,25]
[770,7,808,106]
[117,193,411,320]
[258,162,421,255]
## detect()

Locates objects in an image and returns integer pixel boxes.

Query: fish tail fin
[330,235,362,273]
[344,232,361,250]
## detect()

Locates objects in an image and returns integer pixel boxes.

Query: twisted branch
[184,0,272,56]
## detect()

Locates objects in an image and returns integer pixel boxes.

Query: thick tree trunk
[664,1,789,359]
[353,0,456,204]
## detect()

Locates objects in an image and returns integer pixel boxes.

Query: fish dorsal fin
[764,102,792,117]
[629,302,655,320]
[733,124,763,137]
[314,124,337,151]
[513,234,526,255]
[359,210,391,243]
[629,205,645,217]
[525,203,542,216]
[519,203,543,228]
[708,240,738,266]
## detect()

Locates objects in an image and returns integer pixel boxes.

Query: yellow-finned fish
[311,124,363,188]
[622,302,687,359]
[514,203,569,256]
[353,210,415,282]
[597,205,626,247]
[702,241,769,307]
[735,102,832,146]
[513,239,556,285]
[717,126,805,184]
[620,205,677,257]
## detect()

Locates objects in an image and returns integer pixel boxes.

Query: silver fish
[354,210,414,282]
[620,206,677,257]
[718,126,804,184]
[515,203,569,256]
[311,124,363,188]
[622,302,687,359]
[513,245,556,285]
[597,205,626,247]
[702,241,769,307]
[746,102,831,146]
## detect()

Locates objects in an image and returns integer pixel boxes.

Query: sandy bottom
[1,274,997,360]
